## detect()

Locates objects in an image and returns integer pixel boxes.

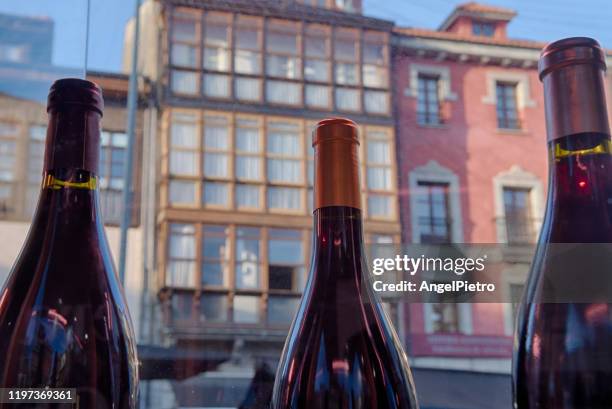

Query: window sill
[417,122,448,130]
[496,128,529,136]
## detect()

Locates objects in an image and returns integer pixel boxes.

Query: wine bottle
[270,118,418,409]
[0,79,139,408]
[513,38,612,408]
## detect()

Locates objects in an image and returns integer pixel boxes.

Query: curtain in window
[364,91,389,114]
[236,184,260,208]
[204,74,229,97]
[367,140,390,163]
[267,159,301,183]
[268,187,300,210]
[335,88,360,111]
[236,156,261,180]
[305,85,330,107]
[367,168,391,190]
[235,77,260,101]
[266,81,300,105]
[203,153,229,178]
[235,50,261,74]
[170,151,198,176]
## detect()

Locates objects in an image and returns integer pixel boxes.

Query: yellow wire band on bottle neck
[553,139,612,159]
[42,174,97,190]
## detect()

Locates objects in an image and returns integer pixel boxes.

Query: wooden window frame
[417,74,442,126]
[496,81,521,130]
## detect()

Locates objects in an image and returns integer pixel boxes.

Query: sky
[1,0,612,73]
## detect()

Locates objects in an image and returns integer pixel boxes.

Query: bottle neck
[311,206,365,279]
[543,132,612,242]
[44,106,101,173]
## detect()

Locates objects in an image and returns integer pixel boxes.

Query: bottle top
[312,118,361,210]
[539,37,606,80]
[539,37,610,141]
[47,78,104,116]
[44,78,104,173]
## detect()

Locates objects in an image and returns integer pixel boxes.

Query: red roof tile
[456,2,516,16]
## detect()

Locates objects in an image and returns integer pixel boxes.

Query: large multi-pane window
[170,10,200,95]
[167,9,390,115]
[166,223,304,326]
[416,182,451,243]
[496,81,520,129]
[203,12,231,98]
[417,74,441,125]
[0,121,17,214]
[99,130,128,223]
[365,128,394,219]
[166,110,395,218]
[25,125,45,216]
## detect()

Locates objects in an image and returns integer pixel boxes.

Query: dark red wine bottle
[0,79,139,408]
[271,119,418,409]
[513,38,612,408]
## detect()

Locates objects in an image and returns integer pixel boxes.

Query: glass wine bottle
[0,79,139,408]
[270,118,418,409]
[513,38,612,408]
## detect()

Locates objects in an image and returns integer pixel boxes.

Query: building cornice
[164,0,393,31]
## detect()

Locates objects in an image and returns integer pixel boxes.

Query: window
[306,85,331,108]
[203,12,230,72]
[234,16,262,75]
[335,88,360,112]
[170,11,200,95]
[365,130,393,191]
[236,184,261,209]
[235,227,261,289]
[268,187,301,211]
[266,121,302,185]
[416,182,451,243]
[171,292,194,322]
[266,81,302,105]
[473,21,495,37]
[362,31,388,88]
[0,122,17,197]
[167,223,197,288]
[268,229,304,291]
[200,293,228,323]
[203,74,230,98]
[169,112,199,176]
[170,11,199,68]
[202,225,230,287]
[496,82,520,129]
[268,296,299,325]
[25,125,45,216]
[417,74,441,125]
[234,295,260,323]
[304,24,330,82]
[266,20,301,79]
[202,115,230,179]
[99,131,128,222]
[235,77,261,101]
[364,90,389,114]
[169,179,197,206]
[334,28,359,85]
[171,70,198,95]
[503,187,534,244]
[368,195,392,218]
[431,302,459,333]
[235,118,262,181]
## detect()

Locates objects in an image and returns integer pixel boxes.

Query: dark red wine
[0,79,139,408]
[513,38,612,408]
[271,119,418,409]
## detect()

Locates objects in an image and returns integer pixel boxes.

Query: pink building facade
[393,3,550,373]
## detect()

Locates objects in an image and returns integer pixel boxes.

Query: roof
[394,26,545,50]
[439,1,517,31]
[456,2,516,16]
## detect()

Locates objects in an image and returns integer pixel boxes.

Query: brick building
[392,3,612,407]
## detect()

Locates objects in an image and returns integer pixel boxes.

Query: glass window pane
[200,294,228,322]
[204,123,229,150]
[305,85,330,108]
[171,122,198,148]
[171,44,197,67]
[368,195,392,218]
[367,140,390,164]
[269,238,303,264]
[236,126,261,152]
[235,77,261,101]
[171,70,198,94]
[169,180,197,205]
[203,182,229,205]
[304,59,329,81]
[236,156,261,180]
[363,42,385,64]
[202,262,226,286]
[203,74,230,97]
[335,88,360,111]
[305,36,327,57]
[363,65,388,88]
[335,63,359,85]
[236,184,260,208]
[204,24,228,47]
[172,19,197,42]
[334,38,357,61]
[203,153,229,178]
[236,27,260,50]
[203,47,229,71]
[268,187,301,210]
[267,159,301,183]
[266,81,301,105]
[266,31,298,54]
[268,296,299,324]
[266,55,301,79]
[233,295,260,323]
[235,50,261,74]
[364,91,389,114]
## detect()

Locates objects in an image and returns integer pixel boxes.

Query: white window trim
[492,165,544,243]
[501,264,529,336]
[404,63,457,101]
[408,160,463,243]
[482,71,536,109]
